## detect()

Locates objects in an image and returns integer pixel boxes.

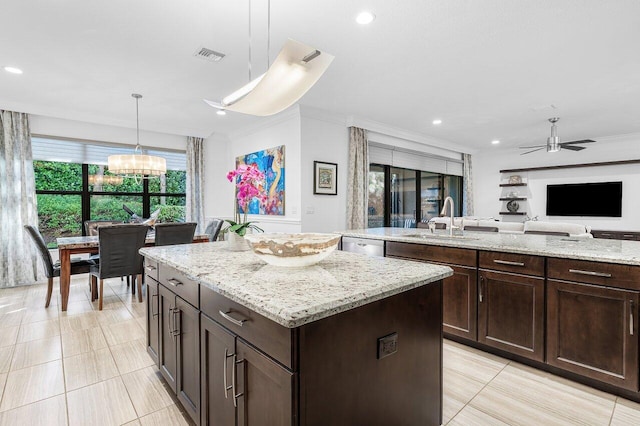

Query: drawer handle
[151,294,158,318]
[223,348,234,398]
[219,310,247,327]
[493,259,525,267]
[172,308,181,337]
[167,278,183,286]
[145,265,156,272]
[568,269,612,278]
[169,304,175,341]
[479,276,484,303]
[356,243,368,247]
[623,234,635,238]
[631,301,635,336]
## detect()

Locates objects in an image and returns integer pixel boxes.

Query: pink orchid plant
[225,164,266,236]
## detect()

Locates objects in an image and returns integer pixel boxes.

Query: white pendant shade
[205,39,334,116]
[107,93,167,178]
[108,153,166,176]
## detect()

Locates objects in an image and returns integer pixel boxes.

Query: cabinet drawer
[200,285,293,369]
[158,264,199,308]
[479,251,544,277]
[548,258,640,291]
[386,241,476,267]
[144,258,159,282]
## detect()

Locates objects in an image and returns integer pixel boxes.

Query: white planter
[227,232,251,251]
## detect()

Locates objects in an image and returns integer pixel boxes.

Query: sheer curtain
[346,127,369,229]
[186,136,205,232]
[462,153,474,216]
[0,111,39,286]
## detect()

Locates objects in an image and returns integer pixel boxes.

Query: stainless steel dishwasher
[341,236,385,257]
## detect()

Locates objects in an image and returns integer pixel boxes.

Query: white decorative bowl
[243,233,341,267]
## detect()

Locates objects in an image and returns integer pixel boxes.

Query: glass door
[390,167,417,228]
[367,165,386,228]
[420,172,442,223]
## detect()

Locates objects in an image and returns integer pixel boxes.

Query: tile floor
[0,276,640,425]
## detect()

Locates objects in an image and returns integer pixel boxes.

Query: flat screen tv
[546,181,622,217]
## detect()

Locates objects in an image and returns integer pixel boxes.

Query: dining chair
[204,218,224,242]
[89,224,149,310]
[24,225,96,308]
[154,222,197,246]
[84,220,123,236]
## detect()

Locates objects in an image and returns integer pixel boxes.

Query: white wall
[203,108,303,233]
[474,133,640,230]
[300,113,349,233]
[30,115,186,151]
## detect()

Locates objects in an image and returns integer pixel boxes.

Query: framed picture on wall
[313,161,338,195]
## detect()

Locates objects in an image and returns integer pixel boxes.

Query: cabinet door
[146,279,160,366]
[478,270,545,361]
[201,315,236,426]
[236,339,294,426]
[547,280,639,391]
[159,285,177,392]
[443,265,477,341]
[176,296,201,424]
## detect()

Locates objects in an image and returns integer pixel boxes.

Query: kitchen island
[342,228,640,401]
[140,242,452,426]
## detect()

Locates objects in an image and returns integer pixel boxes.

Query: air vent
[193,47,226,62]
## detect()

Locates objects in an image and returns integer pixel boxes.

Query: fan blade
[561,145,586,151]
[203,99,225,109]
[520,147,545,155]
[561,139,596,145]
[519,145,546,149]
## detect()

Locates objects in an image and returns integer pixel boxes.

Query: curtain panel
[0,111,40,286]
[462,153,474,216]
[346,127,369,229]
[186,136,205,233]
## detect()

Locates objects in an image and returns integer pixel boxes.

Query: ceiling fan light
[210,39,334,116]
[547,136,560,152]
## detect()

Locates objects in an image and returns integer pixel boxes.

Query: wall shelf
[499,159,640,174]
[499,183,527,187]
[499,212,527,215]
[499,197,527,201]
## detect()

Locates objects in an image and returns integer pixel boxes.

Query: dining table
[56,233,210,311]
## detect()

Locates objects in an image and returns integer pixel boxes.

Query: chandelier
[88,174,123,186]
[108,94,166,179]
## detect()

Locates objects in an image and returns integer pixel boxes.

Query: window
[33,137,186,247]
[367,164,462,228]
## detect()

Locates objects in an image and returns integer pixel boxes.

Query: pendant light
[108,94,167,180]
[204,0,334,116]
[88,174,123,186]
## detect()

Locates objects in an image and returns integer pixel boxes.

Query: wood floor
[0,276,639,425]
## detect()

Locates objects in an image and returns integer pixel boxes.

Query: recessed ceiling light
[491,140,500,145]
[432,119,442,125]
[356,11,376,25]
[216,110,227,116]
[4,66,23,74]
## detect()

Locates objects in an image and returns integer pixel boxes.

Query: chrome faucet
[440,196,456,237]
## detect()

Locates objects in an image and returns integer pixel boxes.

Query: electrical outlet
[377,332,398,359]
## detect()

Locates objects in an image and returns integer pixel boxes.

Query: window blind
[31,136,186,171]
[369,144,464,177]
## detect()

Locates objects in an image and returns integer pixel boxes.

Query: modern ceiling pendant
[204,0,334,116]
[108,94,166,181]
[519,117,596,155]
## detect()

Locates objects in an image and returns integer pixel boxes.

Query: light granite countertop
[140,242,452,328]
[342,228,640,266]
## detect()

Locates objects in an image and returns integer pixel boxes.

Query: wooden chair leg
[99,279,104,310]
[126,276,130,287]
[136,274,143,303]
[45,277,53,308]
[131,275,135,295]
[90,276,97,301]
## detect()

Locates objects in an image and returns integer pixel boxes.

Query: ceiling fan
[520,117,596,155]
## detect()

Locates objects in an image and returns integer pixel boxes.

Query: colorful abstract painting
[236,145,285,215]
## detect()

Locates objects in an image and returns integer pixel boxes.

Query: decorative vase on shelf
[227,232,251,251]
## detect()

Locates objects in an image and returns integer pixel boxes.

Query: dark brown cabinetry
[546,257,640,391]
[478,251,545,362]
[158,281,201,424]
[145,277,160,365]
[200,313,294,426]
[386,241,478,341]
[592,230,640,241]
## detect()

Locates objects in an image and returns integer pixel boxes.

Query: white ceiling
[1,0,639,151]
